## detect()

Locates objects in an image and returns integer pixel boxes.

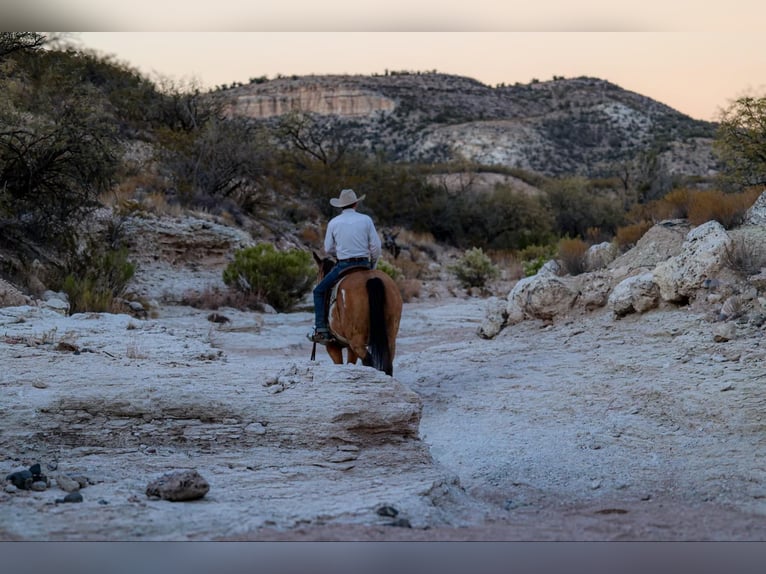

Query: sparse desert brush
[181,285,256,310]
[557,237,589,275]
[376,259,402,281]
[223,243,314,312]
[448,247,499,289]
[655,188,691,220]
[60,247,135,314]
[517,244,557,276]
[724,233,766,277]
[392,256,427,279]
[687,188,760,228]
[397,278,422,302]
[615,220,653,250]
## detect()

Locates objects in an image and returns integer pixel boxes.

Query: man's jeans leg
[313,266,341,331]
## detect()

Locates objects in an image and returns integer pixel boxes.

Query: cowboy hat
[330,188,366,208]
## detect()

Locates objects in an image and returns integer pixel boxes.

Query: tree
[0,32,46,59]
[715,96,766,189]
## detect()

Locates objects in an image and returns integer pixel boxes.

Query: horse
[312,253,403,376]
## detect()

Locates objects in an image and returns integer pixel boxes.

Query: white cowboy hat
[330,188,366,208]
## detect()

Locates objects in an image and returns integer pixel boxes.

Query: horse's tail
[365,277,393,376]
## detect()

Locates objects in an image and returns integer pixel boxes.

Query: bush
[376,259,402,280]
[448,247,499,289]
[557,237,589,275]
[60,247,135,314]
[615,220,653,250]
[687,188,760,228]
[724,234,766,277]
[222,243,314,312]
[518,244,557,277]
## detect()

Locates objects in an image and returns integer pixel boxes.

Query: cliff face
[219,73,719,179]
[226,85,396,118]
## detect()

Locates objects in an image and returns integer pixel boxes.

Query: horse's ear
[312,251,322,265]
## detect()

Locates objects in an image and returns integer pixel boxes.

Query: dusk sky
[7,2,766,122]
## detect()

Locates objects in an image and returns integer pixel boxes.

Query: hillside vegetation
[1,33,764,311]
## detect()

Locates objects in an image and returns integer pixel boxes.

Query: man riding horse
[309,188,382,345]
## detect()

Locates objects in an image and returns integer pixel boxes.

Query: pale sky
[5,2,765,122]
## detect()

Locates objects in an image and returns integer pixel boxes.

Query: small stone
[30,481,48,491]
[55,475,81,493]
[376,505,399,518]
[146,469,209,502]
[4,484,18,493]
[56,491,83,503]
[386,518,412,528]
[6,470,33,490]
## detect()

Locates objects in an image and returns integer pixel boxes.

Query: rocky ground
[4,199,766,541]
[2,288,766,541]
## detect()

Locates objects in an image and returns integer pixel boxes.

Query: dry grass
[723,234,766,277]
[397,278,422,302]
[181,285,259,310]
[557,237,589,275]
[615,220,653,250]
[687,188,761,228]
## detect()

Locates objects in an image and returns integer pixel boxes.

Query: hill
[220,72,719,179]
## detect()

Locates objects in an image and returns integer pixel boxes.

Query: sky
[5,2,766,122]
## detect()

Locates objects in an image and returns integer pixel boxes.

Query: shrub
[724,234,766,277]
[222,243,314,312]
[60,247,135,314]
[376,259,402,280]
[518,244,557,277]
[448,247,499,289]
[397,278,422,302]
[557,237,589,275]
[615,220,653,250]
[687,188,760,228]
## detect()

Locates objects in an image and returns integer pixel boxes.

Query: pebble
[55,475,81,493]
[55,491,83,503]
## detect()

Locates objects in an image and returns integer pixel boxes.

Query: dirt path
[248,297,766,540]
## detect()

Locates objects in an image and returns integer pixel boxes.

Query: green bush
[376,259,402,280]
[448,247,499,289]
[61,247,135,314]
[518,244,557,277]
[223,243,314,312]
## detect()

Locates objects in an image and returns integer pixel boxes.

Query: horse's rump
[327,269,402,376]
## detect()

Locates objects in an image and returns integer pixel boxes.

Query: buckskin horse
[311,253,402,376]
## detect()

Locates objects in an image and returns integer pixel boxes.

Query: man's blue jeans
[313,260,371,331]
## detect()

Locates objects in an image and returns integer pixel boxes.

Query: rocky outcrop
[653,220,732,303]
[482,206,766,335]
[226,86,396,119]
[0,278,31,308]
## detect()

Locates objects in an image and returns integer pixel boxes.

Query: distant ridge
[220,72,718,178]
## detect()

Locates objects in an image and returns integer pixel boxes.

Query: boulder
[742,190,766,226]
[608,272,660,317]
[584,242,617,272]
[653,221,733,303]
[0,278,31,307]
[146,469,210,502]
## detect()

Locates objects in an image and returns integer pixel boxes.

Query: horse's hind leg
[346,348,360,365]
[326,343,344,365]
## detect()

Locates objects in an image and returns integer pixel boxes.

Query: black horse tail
[364,277,393,376]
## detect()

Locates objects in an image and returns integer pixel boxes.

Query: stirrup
[308,329,334,344]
